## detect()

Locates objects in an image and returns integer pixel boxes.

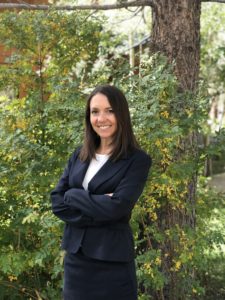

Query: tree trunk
[149,1,201,299]
[151,0,201,91]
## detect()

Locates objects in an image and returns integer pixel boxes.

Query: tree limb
[0,0,224,12]
[0,1,155,11]
[201,0,225,3]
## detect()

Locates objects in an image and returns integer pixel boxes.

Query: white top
[82,153,109,191]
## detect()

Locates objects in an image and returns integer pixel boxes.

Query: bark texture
[149,1,201,299]
[151,0,201,91]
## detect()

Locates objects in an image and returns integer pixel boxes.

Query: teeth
[99,125,110,128]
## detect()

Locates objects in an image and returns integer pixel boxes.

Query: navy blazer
[51,147,151,262]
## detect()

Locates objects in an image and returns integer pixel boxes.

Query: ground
[208,173,225,193]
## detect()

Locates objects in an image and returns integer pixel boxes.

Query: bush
[0,10,224,299]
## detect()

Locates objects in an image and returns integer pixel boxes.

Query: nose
[97,112,107,122]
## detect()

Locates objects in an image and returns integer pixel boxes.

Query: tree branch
[0,0,224,11]
[201,0,225,3]
[0,1,155,11]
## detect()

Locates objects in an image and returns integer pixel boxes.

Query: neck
[97,140,113,155]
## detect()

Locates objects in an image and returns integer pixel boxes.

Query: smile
[98,125,111,129]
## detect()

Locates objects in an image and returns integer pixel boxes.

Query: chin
[100,135,113,139]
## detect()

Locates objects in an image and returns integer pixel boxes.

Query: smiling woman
[81,85,140,162]
[89,93,117,152]
[51,84,152,300]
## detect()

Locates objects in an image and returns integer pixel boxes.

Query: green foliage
[112,55,225,299]
[0,8,225,300]
[127,57,205,299]
[0,10,109,299]
[195,179,225,300]
[201,3,225,93]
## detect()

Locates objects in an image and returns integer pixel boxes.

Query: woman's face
[90,93,117,144]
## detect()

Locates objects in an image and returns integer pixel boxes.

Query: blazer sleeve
[64,151,151,222]
[51,149,94,226]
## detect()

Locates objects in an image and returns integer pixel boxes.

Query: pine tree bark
[151,0,201,91]
[149,1,201,299]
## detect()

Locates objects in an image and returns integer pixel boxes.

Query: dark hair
[79,84,139,162]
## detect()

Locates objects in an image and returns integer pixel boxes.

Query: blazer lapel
[69,159,89,188]
[88,157,129,192]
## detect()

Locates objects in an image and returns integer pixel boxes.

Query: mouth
[98,125,111,129]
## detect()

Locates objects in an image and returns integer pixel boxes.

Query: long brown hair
[79,84,139,162]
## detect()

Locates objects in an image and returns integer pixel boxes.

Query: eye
[91,110,99,115]
[107,108,114,114]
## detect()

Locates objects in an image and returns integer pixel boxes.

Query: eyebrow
[90,106,112,110]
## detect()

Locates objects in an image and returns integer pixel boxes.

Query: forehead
[90,93,111,108]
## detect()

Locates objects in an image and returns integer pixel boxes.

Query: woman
[51,85,151,300]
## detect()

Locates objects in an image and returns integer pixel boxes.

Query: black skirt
[63,249,137,300]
